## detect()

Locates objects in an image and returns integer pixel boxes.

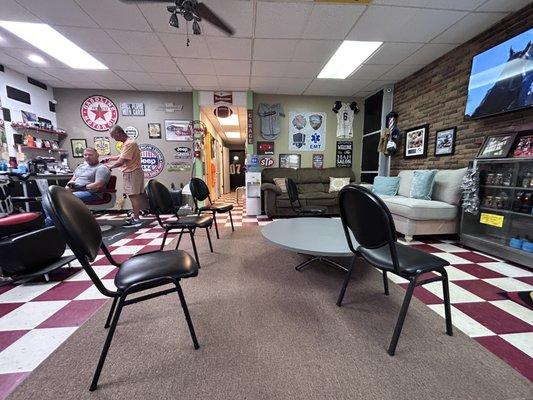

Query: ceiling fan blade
[118,0,174,3]
[196,3,235,36]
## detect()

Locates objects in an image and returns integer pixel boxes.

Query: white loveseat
[365,168,467,241]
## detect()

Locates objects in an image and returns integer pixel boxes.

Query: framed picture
[312,154,324,169]
[71,139,87,158]
[21,110,37,123]
[404,124,429,159]
[94,137,111,156]
[336,141,353,168]
[434,127,456,156]
[148,123,161,139]
[165,120,192,141]
[513,135,533,158]
[257,141,274,155]
[279,154,301,169]
[477,133,518,159]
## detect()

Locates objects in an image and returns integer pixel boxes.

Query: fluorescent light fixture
[0,21,107,70]
[318,40,382,79]
[28,54,45,64]
[225,131,241,139]
[218,114,239,126]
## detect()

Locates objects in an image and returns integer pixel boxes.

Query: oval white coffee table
[261,218,355,271]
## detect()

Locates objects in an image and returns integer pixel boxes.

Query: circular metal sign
[80,95,118,131]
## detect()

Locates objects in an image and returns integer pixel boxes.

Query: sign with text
[288,112,326,151]
[257,141,274,155]
[336,141,353,168]
[480,212,504,228]
[247,109,253,145]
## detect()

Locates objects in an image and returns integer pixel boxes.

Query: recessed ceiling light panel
[318,40,382,79]
[218,114,239,126]
[225,131,241,139]
[0,21,107,70]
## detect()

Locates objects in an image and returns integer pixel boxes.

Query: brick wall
[391,3,533,176]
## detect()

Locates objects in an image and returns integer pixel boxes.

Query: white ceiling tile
[285,62,323,78]
[201,0,253,38]
[76,0,151,31]
[0,51,28,67]
[252,61,289,77]
[214,60,250,76]
[132,55,179,73]
[372,0,485,11]
[194,85,221,91]
[0,0,41,22]
[431,12,507,44]
[106,30,168,57]
[362,80,396,92]
[16,0,97,28]
[82,71,128,85]
[158,33,211,58]
[175,58,215,75]
[206,37,251,60]
[115,71,158,85]
[476,0,531,12]
[255,1,313,39]
[39,68,89,82]
[347,6,467,42]
[1,47,65,68]
[350,64,394,80]
[250,76,277,92]
[365,42,423,64]
[253,39,298,61]
[276,78,313,95]
[7,66,56,81]
[186,75,219,88]
[100,82,136,91]
[400,43,457,65]
[379,64,425,81]
[91,53,143,72]
[217,76,250,89]
[304,79,356,96]
[52,27,125,54]
[292,40,341,62]
[302,4,366,40]
[149,72,189,87]
[130,83,166,92]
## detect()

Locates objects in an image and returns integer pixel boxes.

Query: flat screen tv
[465,28,532,119]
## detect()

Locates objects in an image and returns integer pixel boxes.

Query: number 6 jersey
[336,102,354,139]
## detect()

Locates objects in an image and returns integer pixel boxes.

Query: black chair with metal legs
[286,178,327,216]
[145,179,213,267]
[42,185,200,391]
[336,185,453,356]
[189,177,234,239]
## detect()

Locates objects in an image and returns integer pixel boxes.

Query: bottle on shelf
[503,167,513,186]
[513,191,524,211]
[521,171,531,188]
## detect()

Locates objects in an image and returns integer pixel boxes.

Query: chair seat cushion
[0,212,44,238]
[201,202,233,213]
[359,243,449,275]
[166,215,212,228]
[379,195,458,221]
[115,249,198,291]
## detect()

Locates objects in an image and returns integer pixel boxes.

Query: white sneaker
[123,218,142,228]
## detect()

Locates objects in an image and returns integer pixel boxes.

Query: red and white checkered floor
[0,192,530,398]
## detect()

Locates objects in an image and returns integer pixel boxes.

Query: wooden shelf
[480,185,533,191]
[11,123,67,137]
[20,146,67,153]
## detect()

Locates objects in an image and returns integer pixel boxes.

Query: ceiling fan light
[192,20,201,35]
[169,13,179,28]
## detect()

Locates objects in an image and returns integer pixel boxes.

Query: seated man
[66,147,111,202]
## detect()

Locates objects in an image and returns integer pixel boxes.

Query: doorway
[229,149,245,190]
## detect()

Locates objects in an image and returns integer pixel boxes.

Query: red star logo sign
[90,105,108,121]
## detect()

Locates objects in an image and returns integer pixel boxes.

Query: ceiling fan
[119,0,234,40]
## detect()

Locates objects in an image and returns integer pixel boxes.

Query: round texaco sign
[80,95,119,131]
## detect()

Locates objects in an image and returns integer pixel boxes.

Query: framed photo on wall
[279,154,301,169]
[165,120,192,141]
[312,154,324,169]
[404,124,429,159]
[148,123,162,139]
[434,127,456,156]
[477,132,518,159]
[257,141,274,155]
[71,139,87,158]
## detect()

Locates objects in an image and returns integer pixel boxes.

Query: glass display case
[461,158,533,268]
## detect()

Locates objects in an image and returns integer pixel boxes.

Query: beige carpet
[8,227,532,400]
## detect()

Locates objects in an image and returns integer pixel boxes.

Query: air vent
[6,86,31,105]
[0,64,4,72]
[49,101,56,113]
[2,108,11,122]
[27,77,47,91]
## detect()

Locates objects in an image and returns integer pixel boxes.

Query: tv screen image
[465,28,532,119]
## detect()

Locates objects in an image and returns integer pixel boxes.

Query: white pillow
[273,178,287,193]
[329,177,350,193]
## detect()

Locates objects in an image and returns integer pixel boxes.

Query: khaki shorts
[123,169,145,196]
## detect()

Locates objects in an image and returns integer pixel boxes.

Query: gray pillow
[432,168,467,205]
[397,170,414,197]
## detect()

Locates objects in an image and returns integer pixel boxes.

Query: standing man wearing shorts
[105,125,144,228]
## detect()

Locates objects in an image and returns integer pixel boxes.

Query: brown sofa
[261,167,356,217]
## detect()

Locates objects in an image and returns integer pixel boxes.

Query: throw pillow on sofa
[410,170,437,200]
[273,178,287,193]
[329,177,351,192]
[372,176,400,196]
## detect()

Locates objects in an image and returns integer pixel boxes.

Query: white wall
[0,66,57,157]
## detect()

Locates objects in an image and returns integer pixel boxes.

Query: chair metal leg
[175,229,184,250]
[336,256,357,306]
[175,282,200,350]
[90,294,125,391]
[387,275,418,356]
[104,297,118,329]
[205,227,213,252]
[160,230,169,251]
[213,211,220,239]
[440,269,453,336]
[383,271,389,296]
[189,229,200,267]
[229,210,235,232]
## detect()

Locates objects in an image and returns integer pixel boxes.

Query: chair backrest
[145,179,174,215]
[106,175,117,191]
[338,185,400,270]
[42,185,102,264]
[189,178,210,202]
[285,178,300,205]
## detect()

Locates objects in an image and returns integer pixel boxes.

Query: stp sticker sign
[260,157,275,168]
[140,144,164,178]
[80,95,118,131]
